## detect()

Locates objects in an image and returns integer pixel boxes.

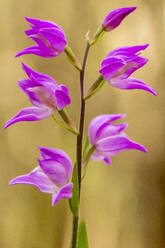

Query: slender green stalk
[51,115,78,135]
[64,45,82,71]
[71,40,90,248]
[77,41,90,195]
[85,75,105,100]
[71,216,79,248]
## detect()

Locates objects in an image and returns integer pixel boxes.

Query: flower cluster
[6,7,156,207]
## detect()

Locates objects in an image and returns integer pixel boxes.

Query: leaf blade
[69,162,79,216]
[78,220,89,248]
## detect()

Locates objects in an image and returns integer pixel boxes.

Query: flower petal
[99,56,126,81]
[88,114,126,144]
[39,28,67,53]
[96,135,148,156]
[98,123,128,140]
[110,77,157,95]
[38,158,69,185]
[21,62,56,84]
[9,167,57,193]
[4,107,54,129]
[38,147,73,179]
[18,79,43,106]
[25,17,64,30]
[52,183,73,206]
[91,150,111,165]
[15,45,44,57]
[55,86,71,110]
[108,44,149,57]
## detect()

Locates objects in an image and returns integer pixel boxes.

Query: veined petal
[108,44,149,57]
[88,114,126,144]
[39,28,67,53]
[15,45,44,57]
[38,147,73,179]
[52,183,73,206]
[4,107,54,129]
[21,62,57,84]
[99,56,126,81]
[119,56,148,79]
[110,77,157,95]
[38,159,69,185]
[55,87,71,110]
[18,79,43,106]
[97,123,128,140]
[96,135,148,156]
[9,167,57,193]
[91,150,111,165]
[25,17,64,30]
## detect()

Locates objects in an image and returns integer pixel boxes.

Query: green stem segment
[65,45,82,71]
[71,41,90,248]
[77,41,90,195]
[58,109,78,134]
[52,115,78,136]
[85,75,105,100]
[90,27,105,46]
[71,216,79,248]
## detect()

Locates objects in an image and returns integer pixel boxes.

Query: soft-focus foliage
[1,0,164,248]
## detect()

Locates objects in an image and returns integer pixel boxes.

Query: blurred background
[1,0,165,247]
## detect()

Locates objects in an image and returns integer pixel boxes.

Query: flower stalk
[71,40,90,248]
[64,45,82,71]
[85,75,105,100]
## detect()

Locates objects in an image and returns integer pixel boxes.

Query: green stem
[85,75,105,100]
[90,27,105,46]
[71,41,90,248]
[64,45,82,71]
[71,216,79,248]
[52,115,78,136]
[77,41,90,195]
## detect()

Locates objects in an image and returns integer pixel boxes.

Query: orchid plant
[5,7,157,248]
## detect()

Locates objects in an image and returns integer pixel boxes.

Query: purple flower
[88,114,147,165]
[99,45,157,95]
[4,63,71,129]
[9,147,73,206]
[102,7,136,32]
[15,17,67,58]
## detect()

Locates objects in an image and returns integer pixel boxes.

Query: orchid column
[5,7,156,248]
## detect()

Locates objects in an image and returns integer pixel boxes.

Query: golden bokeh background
[1,0,164,247]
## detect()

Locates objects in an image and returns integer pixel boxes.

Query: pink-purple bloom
[99,44,157,95]
[9,146,73,206]
[88,114,147,165]
[15,17,67,58]
[102,7,136,32]
[4,63,71,129]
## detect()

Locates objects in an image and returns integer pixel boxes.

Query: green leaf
[78,220,89,248]
[69,162,79,216]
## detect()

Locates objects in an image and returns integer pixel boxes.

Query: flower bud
[102,7,136,32]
